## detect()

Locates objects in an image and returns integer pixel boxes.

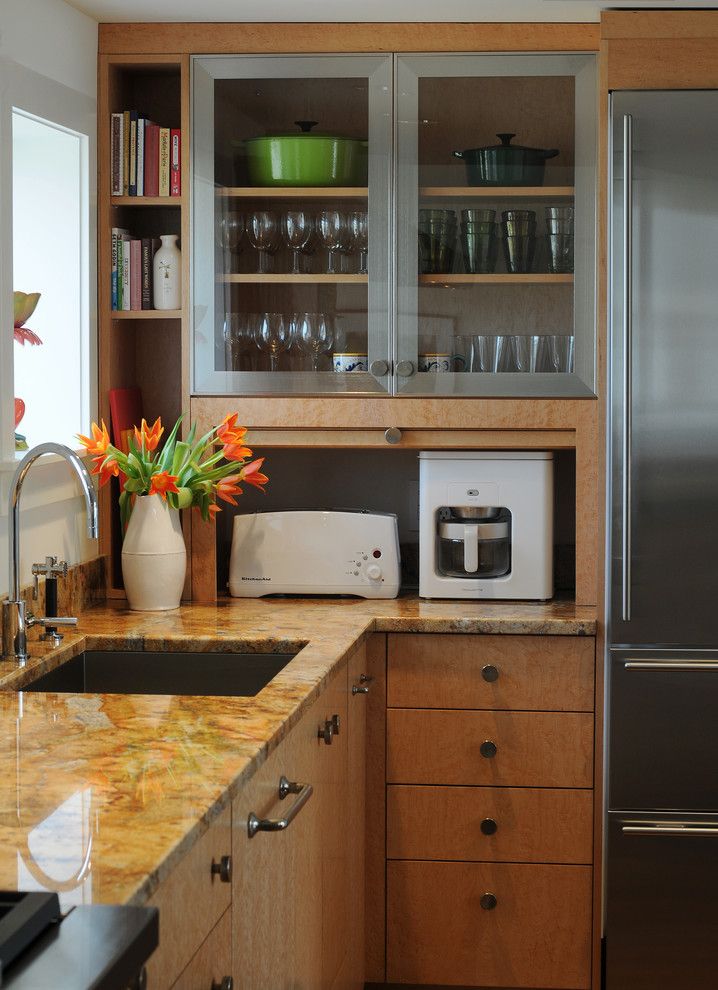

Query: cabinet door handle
[395,360,414,377]
[211,979,234,990]
[384,427,402,444]
[622,822,718,837]
[352,673,374,694]
[318,719,334,745]
[480,740,497,759]
[330,713,341,735]
[621,111,634,622]
[210,855,232,883]
[480,818,498,836]
[247,776,314,839]
[481,664,499,682]
[624,660,718,671]
[480,892,497,910]
[370,359,390,377]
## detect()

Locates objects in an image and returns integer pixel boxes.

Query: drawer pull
[480,818,498,836]
[210,855,232,883]
[247,776,314,839]
[624,660,718,671]
[352,673,374,695]
[480,740,497,759]
[481,664,499,683]
[480,892,497,911]
[331,713,341,735]
[318,719,334,745]
[211,980,233,990]
[622,822,718,837]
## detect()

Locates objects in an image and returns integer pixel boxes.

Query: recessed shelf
[111,309,182,319]
[419,273,574,285]
[111,196,184,207]
[419,186,574,199]
[220,273,367,284]
[217,186,368,199]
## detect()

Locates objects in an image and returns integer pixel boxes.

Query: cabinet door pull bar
[622,823,718,837]
[247,776,313,838]
[624,660,718,671]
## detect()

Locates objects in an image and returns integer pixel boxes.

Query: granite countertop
[0,596,596,911]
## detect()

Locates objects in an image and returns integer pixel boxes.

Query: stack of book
[111,230,163,311]
[110,112,181,197]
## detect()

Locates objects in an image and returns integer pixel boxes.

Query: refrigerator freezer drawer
[609,648,718,811]
[605,811,718,990]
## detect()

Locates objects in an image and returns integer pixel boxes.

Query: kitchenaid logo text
[242,576,272,581]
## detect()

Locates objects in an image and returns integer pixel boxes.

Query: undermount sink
[20,649,297,697]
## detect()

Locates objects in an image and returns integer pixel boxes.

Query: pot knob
[294,120,318,132]
[496,133,516,145]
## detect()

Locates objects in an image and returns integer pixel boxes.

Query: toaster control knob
[366,564,382,581]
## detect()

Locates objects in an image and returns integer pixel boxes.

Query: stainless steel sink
[20,649,297,697]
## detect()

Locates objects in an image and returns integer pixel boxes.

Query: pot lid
[246,120,363,142]
[461,133,559,158]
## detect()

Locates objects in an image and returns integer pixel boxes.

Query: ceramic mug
[418,352,451,373]
[333,352,368,373]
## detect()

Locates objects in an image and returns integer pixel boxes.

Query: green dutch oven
[245,120,367,187]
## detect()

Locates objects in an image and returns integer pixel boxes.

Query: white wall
[0,0,99,598]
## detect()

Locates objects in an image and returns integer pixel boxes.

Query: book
[144,122,160,197]
[141,238,158,309]
[170,129,181,197]
[159,127,171,197]
[121,239,131,311]
[110,113,123,196]
[128,110,138,196]
[122,111,130,196]
[108,387,143,454]
[130,239,142,310]
[136,118,145,197]
[116,231,131,309]
[111,227,130,310]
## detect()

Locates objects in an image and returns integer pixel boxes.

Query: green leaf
[171,441,191,476]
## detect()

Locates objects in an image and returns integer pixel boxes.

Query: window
[12,108,90,450]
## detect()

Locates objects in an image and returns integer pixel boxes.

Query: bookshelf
[98,53,190,596]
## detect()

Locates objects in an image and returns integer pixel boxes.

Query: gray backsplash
[216,449,575,596]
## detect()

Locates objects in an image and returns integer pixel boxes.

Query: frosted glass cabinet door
[395,54,597,397]
[192,55,392,396]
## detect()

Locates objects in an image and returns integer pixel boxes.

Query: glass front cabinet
[192,53,596,398]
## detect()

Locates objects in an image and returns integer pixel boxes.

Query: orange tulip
[216,474,243,506]
[134,417,164,452]
[148,471,180,500]
[96,457,120,487]
[208,502,221,518]
[77,420,111,458]
[217,413,248,446]
[223,441,253,462]
[241,457,268,491]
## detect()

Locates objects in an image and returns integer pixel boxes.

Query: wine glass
[348,211,368,274]
[317,210,346,275]
[293,312,334,372]
[216,211,244,272]
[281,211,313,275]
[254,312,292,372]
[247,211,279,273]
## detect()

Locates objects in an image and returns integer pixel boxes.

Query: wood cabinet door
[172,907,232,990]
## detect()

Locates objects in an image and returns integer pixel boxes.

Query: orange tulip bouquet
[78,413,268,529]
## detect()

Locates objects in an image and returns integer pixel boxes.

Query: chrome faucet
[2,443,99,662]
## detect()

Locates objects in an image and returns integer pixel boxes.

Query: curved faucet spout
[6,441,99,608]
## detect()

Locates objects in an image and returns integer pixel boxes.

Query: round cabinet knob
[384,427,402,445]
[481,664,499,683]
[212,979,234,990]
[211,855,233,883]
[480,740,497,759]
[370,359,390,377]
[331,713,341,735]
[318,719,333,745]
[480,818,498,836]
[480,892,498,911]
[395,360,415,378]
[366,564,382,581]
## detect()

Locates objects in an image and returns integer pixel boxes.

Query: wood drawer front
[172,906,232,989]
[387,785,593,864]
[387,634,595,712]
[387,709,593,788]
[387,860,592,989]
[146,804,232,990]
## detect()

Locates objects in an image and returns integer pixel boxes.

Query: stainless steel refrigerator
[607,90,718,989]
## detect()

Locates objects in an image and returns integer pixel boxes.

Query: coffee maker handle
[463,524,479,573]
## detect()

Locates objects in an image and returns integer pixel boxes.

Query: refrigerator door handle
[622,112,634,622]
[624,660,718,671]
[622,822,718,837]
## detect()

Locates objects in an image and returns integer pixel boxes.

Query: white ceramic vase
[153,234,181,310]
[121,494,186,611]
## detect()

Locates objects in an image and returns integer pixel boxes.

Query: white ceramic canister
[418,352,451,373]
[121,494,186,610]
[153,234,182,310]
[333,352,368,373]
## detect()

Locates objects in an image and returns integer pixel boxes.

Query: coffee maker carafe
[419,451,553,600]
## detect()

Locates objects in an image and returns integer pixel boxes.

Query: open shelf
[111,309,182,319]
[420,186,574,199]
[419,273,574,285]
[112,195,184,207]
[220,273,367,284]
[217,186,369,199]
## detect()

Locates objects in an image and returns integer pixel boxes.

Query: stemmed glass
[254,312,293,372]
[216,212,244,270]
[247,211,279,274]
[292,312,334,372]
[348,211,368,275]
[317,210,346,275]
[281,211,313,275]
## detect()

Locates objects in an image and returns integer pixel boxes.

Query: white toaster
[228,510,401,599]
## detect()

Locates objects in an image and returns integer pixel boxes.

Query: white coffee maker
[419,451,554,600]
